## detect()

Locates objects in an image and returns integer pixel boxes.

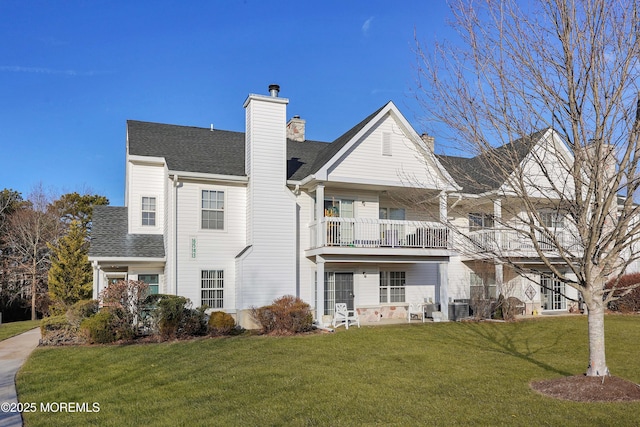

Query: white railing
[468,229,582,254]
[310,218,449,249]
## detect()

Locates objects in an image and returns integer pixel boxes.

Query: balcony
[309,218,449,250]
[467,229,582,256]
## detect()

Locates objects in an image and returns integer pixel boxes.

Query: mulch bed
[531,375,640,402]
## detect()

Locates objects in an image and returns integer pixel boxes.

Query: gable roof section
[308,103,388,174]
[437,128,548,194]
[88,206,165,259]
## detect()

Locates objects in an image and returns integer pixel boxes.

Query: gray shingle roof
[437,129,548,194]
[89,206,165,258]
[126,103,390,181]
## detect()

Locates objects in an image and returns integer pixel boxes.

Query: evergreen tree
[47,220,92,312]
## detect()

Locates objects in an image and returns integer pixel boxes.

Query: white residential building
[89,85,582,327]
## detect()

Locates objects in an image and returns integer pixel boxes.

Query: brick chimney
[287,115,306,142]
[421,133,435,152]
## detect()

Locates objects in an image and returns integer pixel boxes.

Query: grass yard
[0,320,39,341]
[18,315,640,426]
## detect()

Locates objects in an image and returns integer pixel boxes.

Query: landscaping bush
[208,311,236,336]
[606,273,640,313]
[181,306,208,337]
[66,299,99,327]
[79,309,134,344]
[152,295,208,339]
[40,315,78,345]
[250,295,314,335]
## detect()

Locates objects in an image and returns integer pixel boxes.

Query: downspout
[173,174,179,295]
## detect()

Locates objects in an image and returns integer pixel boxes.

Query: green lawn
[0,320,39,341]
[18,315,640,426]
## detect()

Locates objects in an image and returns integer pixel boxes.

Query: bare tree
[415,0,640,377]
[5,186,60,319]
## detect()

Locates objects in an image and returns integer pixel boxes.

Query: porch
[467,228,582,256]
[309,218,449,250]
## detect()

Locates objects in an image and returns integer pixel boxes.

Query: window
[379,207,406,220]
[201,270,224,308]
[202,190,224,230]
[138,274,159,295]
[468,213,494,231]
[469,272,496,300]
[380,271,406,303]
[142,197,156,226]
[540,211,564,229]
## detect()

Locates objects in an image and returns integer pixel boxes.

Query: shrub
[250,295,314,335]
[208,311,236,336]
[66,299,99,328]
[182,306,208,337]
[154,295,189,339]
[151,295,208,339]
[79,309,134,344]
[100,279,149,329]
[606,273,640,313]
[40,315,78,345]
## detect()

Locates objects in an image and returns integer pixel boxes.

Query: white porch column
[438,262,449,320]
[315,184,325,248]
[316,255,325,326]
[439,191,448,223]
[493,198,502,252]
[495,264,504,297]
[493,199,503,296]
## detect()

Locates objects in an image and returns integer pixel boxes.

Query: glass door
[325,272,354,314]
[541,274,566,310]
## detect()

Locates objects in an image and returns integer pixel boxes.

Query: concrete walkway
[0,328,41,427]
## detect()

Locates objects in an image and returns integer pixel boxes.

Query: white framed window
[380,271,406,303]
[540,211,565,229]
[202,190,224,230]
[142,197,156,226]
[468,213,494,231]
[379,207,405,220]
[469,271,496,300]
[201,270,224,308]
[138,274,159,295]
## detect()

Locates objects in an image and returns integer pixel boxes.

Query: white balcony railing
[309,218,449,249]
[467,229,582,254]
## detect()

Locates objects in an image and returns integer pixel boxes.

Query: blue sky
[0,0,454,206]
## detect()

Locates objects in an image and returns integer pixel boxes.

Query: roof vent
[268,84,280,97]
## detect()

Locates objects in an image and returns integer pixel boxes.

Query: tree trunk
[585,300,609,377]
[31,258,37,321]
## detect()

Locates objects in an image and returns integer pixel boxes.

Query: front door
[334,272,355,311]
[541,274,566,310]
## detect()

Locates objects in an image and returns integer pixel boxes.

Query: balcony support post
[315,184,325,248]
[316,255,325,326]
[439,191,448,223]
[493,198,502,252]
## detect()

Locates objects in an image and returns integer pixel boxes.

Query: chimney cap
[268,84,280,97]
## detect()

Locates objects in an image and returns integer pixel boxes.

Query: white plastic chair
[407,302,425,322]
[332,303,360,329]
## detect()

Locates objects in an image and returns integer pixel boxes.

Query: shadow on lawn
[448,321,575,377]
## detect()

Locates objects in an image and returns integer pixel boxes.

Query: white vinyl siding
[325,114,445,189]
[127,162,164,234]
[201,270,224,308]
